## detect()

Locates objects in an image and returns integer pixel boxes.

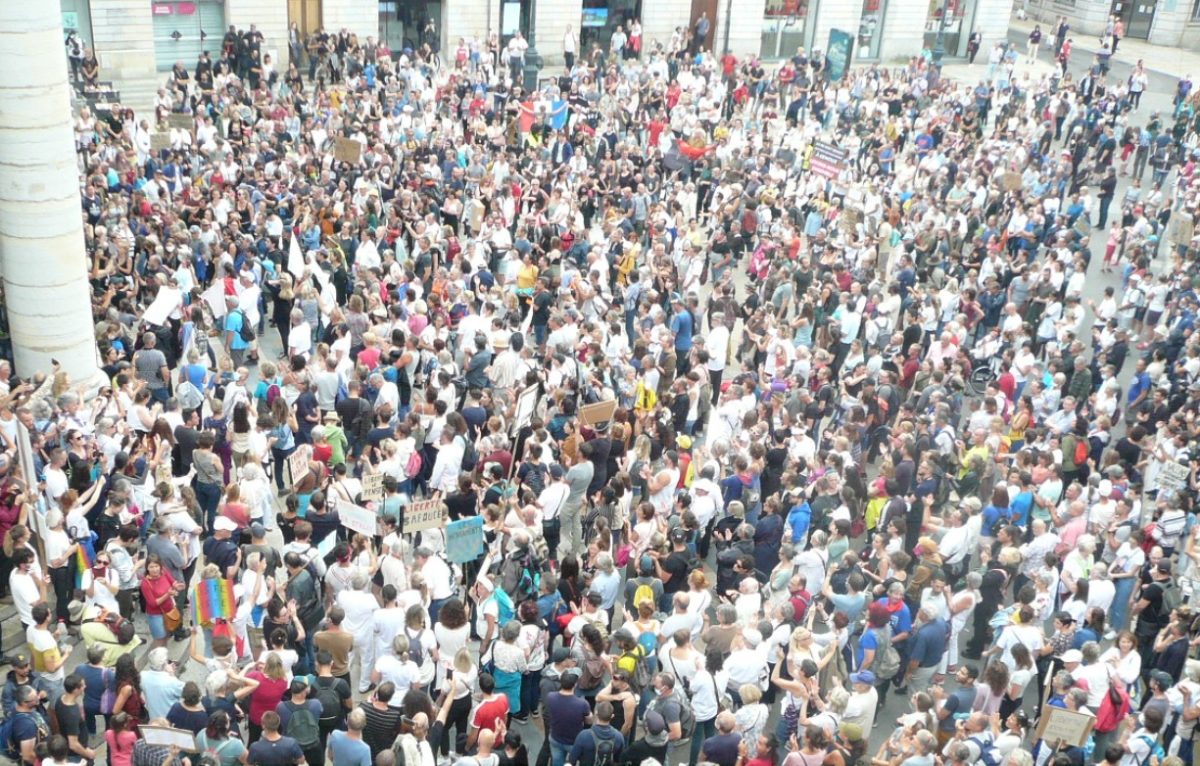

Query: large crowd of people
[1,13,1200,766]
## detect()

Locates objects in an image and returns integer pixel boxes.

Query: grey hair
[206,670,229,696]
[717,604,738,624]
[737,523,754,539]
[501,620,522,642]
[245,551,261,570]
[350,572,369,591]
[810,530,828,548]
[45,510,63,529]
[965,571,983,589]
[58,392,80,409]
[597,552,615,574]
[148,647,170,671]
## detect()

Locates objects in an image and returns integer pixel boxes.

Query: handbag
[163,606,183,634]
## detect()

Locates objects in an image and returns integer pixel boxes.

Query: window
[923,0,975,57]
[1192,0,1200,20]
[762,0,812,59]
[857,0,887,59]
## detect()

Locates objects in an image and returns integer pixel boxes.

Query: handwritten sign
[141,725,198,751]
[288,451,309,485]
[1156,461,1190,493]
[150,133,171,151]
[1033,706,1094,748]
[404,499,447,534]
[361,473,385,502]
[446,516,485,563]
[578,399,617,427]
[333,137,362,163]
[338,500,377,538]
[1002,172,1023,192]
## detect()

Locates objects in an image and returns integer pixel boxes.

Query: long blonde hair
[263,652,286,681]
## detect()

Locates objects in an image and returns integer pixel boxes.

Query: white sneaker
[1104,630,1116,640]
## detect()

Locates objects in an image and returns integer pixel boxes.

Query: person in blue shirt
[327,708,373,766]
[567,701,626,766]
[785,496,812,545]
[1008,473,1035,529]
[223,296,252,368]
[669,294,694,370]
[902,608,949,691]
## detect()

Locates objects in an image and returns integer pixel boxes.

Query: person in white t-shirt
[372,634,423,704]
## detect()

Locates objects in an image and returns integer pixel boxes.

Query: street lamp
[931,0,950,70]
[522,0,543,91]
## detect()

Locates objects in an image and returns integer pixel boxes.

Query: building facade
[61,0,1014,110]
[1023,0,1200,53]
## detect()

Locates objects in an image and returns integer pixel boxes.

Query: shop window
[857,0,886,59]
[580,0,643,58]
[762,0,810,60]
[923,0,974,58]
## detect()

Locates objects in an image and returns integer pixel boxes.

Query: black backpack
[235,310,256,342]
[592,727,619,766]
[314,677,345,727]
[460,435,478,472]
[405,627,427,668]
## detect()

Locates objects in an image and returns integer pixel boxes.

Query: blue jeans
[297,632,316,675]
[550,739,571,766]
[195,481,222,531]
[429,597,449,627]
[149,386,170,404]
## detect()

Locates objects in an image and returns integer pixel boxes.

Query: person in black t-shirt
[652,529,693,614]
[247,710,306,765]
[203,517,242,578]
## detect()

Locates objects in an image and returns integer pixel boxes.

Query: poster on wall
[825,28,853,82]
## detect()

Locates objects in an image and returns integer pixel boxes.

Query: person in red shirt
[648,112,669,147]
[720,52,738,82]
[466,673,510,751]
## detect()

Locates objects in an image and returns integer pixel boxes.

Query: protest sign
[141,726,197,751]
[579,399,617,427]
[404,499,448,534]
[150,133,171,151]
[1033,706,1094,748]
[810,141,847,179]
[166,113,193,130]
[201,282,227,318]
[288,451,309,485]
[446,517,485,563]
[334,137,362,163]
[511,383,540,436]
[338,500,377,538]
[362,473,385,502]
[1156,461,1191,493]
[142,287,181,326]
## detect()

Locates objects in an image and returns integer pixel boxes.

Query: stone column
[0,0,103,386]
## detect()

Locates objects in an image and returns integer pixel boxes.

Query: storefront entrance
[1110,0,1156,40]
[761,0,816,59]
[923,0,975,58]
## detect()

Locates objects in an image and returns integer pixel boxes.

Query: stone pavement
[1008,14,1200,82]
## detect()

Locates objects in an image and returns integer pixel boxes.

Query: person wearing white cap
[724,628,767,704]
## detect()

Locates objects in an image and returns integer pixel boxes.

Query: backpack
[285,700,321,748]
[593,727,619,766]
[491,589,515,626]
[100,613,136,644]
[197,738,237,766]
[1073,437,1089,465]
[176,380,205,412]
[405,450,423,479]
[633,581,657,611]
[657,691,696,740]
[460,436,478,472]
[1,711,47,761]
[869,625,902,680]
[235,309,256,342]
[314,677,345,727]
[1162,581,1183,616]
[406,627,427,669]
[1138,734,1165,766]
[623,645,653,691]
[967,735,1001,766]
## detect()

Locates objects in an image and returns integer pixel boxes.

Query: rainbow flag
[73,538,95,589]
[192,578,236,625]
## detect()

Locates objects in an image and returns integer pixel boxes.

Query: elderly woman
[491,619,529,720]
